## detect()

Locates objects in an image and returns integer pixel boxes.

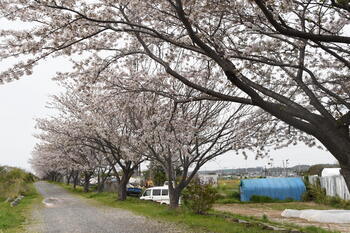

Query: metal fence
[309,175,350,200]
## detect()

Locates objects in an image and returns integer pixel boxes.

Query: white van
[140,186,170,204]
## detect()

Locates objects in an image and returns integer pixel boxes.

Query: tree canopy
[2,0,350,190]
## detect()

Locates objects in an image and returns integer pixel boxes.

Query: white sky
[0,56,336,172]
[0,57,71,171]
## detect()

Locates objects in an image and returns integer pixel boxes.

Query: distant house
[240,177,306,202]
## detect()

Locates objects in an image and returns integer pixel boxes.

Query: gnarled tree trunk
[118,181,128,201]
[117,171,133,201]
[73,171,79,189]
[83,171,92,192]
[169,188,181,209]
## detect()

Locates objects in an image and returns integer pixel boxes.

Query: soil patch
[214,203,350,233]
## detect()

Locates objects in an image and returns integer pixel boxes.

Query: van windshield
[143,189,151,196]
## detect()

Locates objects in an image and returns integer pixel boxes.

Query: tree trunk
[97,170,101,192]
[118,177,129,201]
[169,188,181,208]
[73,172,79,189]
[83,172,91,192]
[118,172,133,201]
[340,165,350,193]
[97,183,104,192]
[118,185,127,201]
[66,171,73,185]
[97,177,105,193]
[312,123,350,193]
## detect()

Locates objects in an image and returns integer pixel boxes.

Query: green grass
[0,183,41,233]
[57,183,274,233]
[57,182,338,233]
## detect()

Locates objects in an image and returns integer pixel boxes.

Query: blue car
[127,187,142,196]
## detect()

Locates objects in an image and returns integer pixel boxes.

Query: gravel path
[28,181,186,233]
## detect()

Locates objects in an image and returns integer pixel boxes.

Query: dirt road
[27,182,184,233]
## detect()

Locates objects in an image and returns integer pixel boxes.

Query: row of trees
[30,74,253,207]
[2,1,350,191]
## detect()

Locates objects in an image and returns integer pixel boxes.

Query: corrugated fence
[309,175,350,200]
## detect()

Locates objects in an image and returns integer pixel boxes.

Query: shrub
[250,195,274,203]
[182,179,219,214]
[0,167,35,199]
[262,214,269,222]
[249,195,294,203]
[302,176,350,209]
[231,191,240,200]
[302,177,327,203]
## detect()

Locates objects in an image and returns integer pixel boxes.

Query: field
[214,178,349,232]
[215,178,241,203]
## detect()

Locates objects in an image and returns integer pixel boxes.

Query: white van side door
[151,189,162,202]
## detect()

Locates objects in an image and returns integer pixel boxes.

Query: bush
[249,195,294,203]
[302,176,326,203]
[302,176,350,209]
[0,167,35,199]
[231,191,240,200]
[250,195,274,202]
[182,179,219,214]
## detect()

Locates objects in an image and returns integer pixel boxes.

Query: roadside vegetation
[0,166,41,233]
[303,177,350,209]
[57,182,339,233]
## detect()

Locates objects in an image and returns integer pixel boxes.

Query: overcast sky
[0,55,336,172]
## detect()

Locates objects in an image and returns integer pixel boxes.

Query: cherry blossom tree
[30,144,67,182]
[129,94,248,208]
[32,118,103,192]
[33,81,146,199]
[2,0,350,190]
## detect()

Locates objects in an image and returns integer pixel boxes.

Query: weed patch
[0,183,41,233]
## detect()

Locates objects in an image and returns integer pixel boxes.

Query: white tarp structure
[281,209,350,224]
[309,175,350,200]
[321,168,340,177]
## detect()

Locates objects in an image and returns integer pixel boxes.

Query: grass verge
[57,182,339,233]
[0,183,41,233]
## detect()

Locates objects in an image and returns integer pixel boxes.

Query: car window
[161,189,168,196]
[153,189,161,196]
[143,189,151,196]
